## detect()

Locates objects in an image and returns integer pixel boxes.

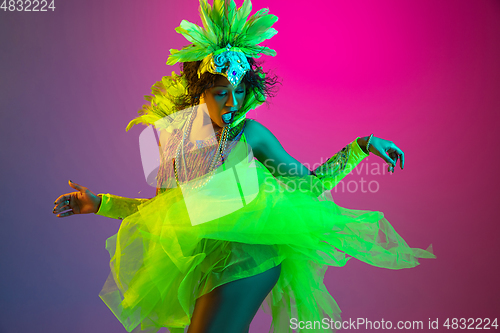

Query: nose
[226,90,239,109]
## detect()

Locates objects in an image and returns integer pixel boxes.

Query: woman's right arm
[53,180,149,220]
[95,194,149,220]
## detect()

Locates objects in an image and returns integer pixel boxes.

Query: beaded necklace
[173,107,230,189]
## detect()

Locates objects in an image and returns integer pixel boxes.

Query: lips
[221,109,237,124]
[221,112,234,124]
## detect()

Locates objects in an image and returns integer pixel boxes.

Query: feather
[166,49,182,66]
[211,0,227,42]
[127,72,190,131]
[179,20,214,47]
[240,45,276,57]
[174,45,212,62]
[242,26,278,46]
[167,44,212,64]
[243,8,269,32]
[258,46,276,57]
[166,49,181,66]
[224,0,237,41]
[174,27,202,45]
[126,114,160,131]
[244,14,278,39]
[238,46,261,57]
[231,0,252,41]
[198,0,213,31]
[198,0,219,43]
[225,0,236,24]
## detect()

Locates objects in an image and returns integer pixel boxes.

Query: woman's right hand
[53,180,102,217]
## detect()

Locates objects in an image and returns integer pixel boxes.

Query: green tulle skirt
[99,142,434,333]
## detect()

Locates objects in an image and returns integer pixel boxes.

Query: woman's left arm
[245,119,312,178]
[246,119,405,183]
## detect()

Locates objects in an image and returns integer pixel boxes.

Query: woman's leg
[187,263,281,333]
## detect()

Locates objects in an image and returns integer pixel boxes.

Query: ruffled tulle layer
[99,141,434,333]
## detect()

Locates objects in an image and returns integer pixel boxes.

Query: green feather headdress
[166,0,278,66]
[126,0,278,132]
[168,0,278,90]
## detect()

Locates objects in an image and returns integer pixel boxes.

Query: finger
[54,194,67,206]
[57,210,75,218]
[53,197,71,213]
[54,194,72,208]
[380,152,396,169]
[53,205,65,214]
[390,151,398,165]
[389,152,399,173]
[371,144,398,172]
[372,145,395,166]
[391,145,405,170]
[68,180,85,192]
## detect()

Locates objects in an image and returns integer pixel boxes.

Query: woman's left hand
[362,136,405,173]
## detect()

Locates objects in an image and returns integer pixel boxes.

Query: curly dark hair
[174,57,281,111]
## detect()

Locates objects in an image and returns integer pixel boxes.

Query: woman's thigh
[187,263,282,333]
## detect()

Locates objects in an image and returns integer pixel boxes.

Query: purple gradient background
[1,0,499,332]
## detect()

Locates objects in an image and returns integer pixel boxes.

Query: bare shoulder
[244,118,276,136]
[243,119,266,150]
[241,118,310,177]
[243,118,284,154]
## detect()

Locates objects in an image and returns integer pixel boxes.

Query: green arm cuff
[313,137,369,190]
[95,194,150,220]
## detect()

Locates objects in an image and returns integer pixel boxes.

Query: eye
[215,90,245,97]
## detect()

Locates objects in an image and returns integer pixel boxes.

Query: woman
[53,1,434,332]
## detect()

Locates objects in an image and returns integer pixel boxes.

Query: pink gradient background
[1,0,499,332]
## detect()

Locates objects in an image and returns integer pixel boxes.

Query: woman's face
[201,75,247,129]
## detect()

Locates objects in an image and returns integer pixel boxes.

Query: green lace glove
[95,194,150,220]
[312,137,369,191]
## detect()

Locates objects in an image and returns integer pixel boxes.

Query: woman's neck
[189,108,222,144]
